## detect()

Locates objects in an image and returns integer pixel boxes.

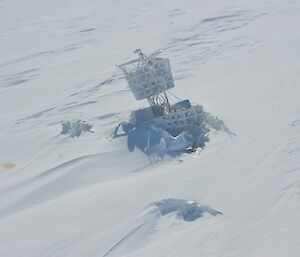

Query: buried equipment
[116,49,229,154]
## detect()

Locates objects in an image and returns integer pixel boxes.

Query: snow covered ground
[0,0,300,256]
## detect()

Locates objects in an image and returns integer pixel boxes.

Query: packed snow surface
[0,0,300,257]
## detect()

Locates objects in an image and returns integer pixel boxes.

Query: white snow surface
[1,0,300,256]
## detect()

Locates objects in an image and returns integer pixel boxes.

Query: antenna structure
[118,49,174,113]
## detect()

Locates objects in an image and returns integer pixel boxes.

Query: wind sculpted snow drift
[103,199,222,257]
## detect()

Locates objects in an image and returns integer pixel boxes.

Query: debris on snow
[115,50,234,156]
[61,120,93,138]
[152,199,222,221]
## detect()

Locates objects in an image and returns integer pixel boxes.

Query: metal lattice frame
[118,49,174,102]
[147,91,172,113]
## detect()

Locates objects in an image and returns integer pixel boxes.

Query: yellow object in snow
[2,163,16,170]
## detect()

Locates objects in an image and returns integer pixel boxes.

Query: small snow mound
[61,120,92,138]
[152,199,222,221]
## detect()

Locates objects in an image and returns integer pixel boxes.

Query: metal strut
[147,92,172,113]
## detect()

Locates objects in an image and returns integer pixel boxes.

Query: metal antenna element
[133,49,150,63]
[118,49,174,113]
